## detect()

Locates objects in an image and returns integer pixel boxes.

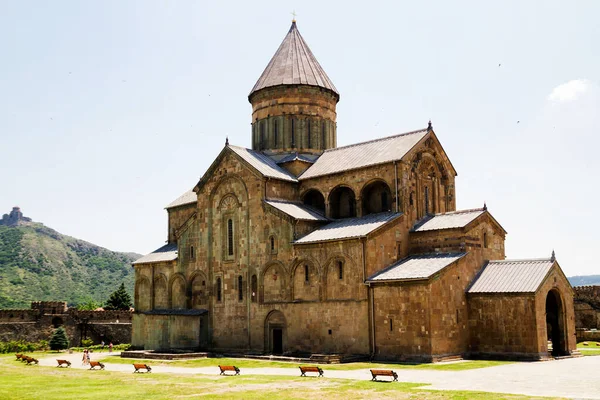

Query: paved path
[39,353,600,399]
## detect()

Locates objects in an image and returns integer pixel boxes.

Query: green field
[99,354,510,371]
[0,354,555,400]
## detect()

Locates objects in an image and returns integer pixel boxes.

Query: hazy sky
[1,1,598,276]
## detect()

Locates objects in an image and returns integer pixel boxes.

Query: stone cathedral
[132,21,577,361]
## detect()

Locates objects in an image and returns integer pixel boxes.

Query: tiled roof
[468,259,555,293]
[412,208,485,232]
[229,146,298,182]
[299,129,428,180]
[250,22,338,97]
[294,212,400,244]
[165,190,196,209]
[265,200,328,221]
[132,243,178,265]
[367,253,467,282]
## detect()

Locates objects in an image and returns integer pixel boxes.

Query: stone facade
[131,21,577,361]
[0,301,132,345]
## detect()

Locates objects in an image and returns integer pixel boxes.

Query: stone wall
[0,302,132,346]
[574,286,600,329]
[467,293,539,359]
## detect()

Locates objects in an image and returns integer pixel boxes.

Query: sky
[0,1,598,276]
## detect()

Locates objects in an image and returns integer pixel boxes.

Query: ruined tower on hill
[0,207,32,227]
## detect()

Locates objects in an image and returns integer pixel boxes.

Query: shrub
[0,340,40,354]
[81,338,94,347]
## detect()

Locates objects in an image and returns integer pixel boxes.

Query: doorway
[265,310,286,355]
[546,289,567,357]
[272,329,283,354]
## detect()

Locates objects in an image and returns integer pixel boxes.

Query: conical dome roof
[250,22,338,99]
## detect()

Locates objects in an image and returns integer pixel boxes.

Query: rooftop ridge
[322,128,428,154]
[431,207,485,216]
[488,258,554,264]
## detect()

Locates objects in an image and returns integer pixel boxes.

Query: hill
[568,275,600,287]
[0,207,140,308]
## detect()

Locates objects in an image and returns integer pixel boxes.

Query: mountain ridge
[0,208,140,309]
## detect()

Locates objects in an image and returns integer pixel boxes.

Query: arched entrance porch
[546,289,567,357]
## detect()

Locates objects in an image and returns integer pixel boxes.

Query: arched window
[304,265,309,282]
[307,120,311,148]
[251,275,257,303]
[190,246,195,260]
[291,118,296,147]
[338,261,343,280]
[274,120,278,147]
[424,186,430,214]
[227,219,234,256]
[238,275,243,301]
[302,189,325,213]
[270,236,275,253]
[216,277,222,302]
[321,121,326,149]
[361,181,392,215]
[329,186,356,218]
[483,232,488,248]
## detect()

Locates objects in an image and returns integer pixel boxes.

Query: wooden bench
[89,361,105,370]
[370,369,398,382]
[218,365,240,375]
[133,363,152,373]
[299,366,324,377]
[56,359,71,367]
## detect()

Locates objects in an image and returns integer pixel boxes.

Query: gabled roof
[294,212,401,244]
[165,190,196,209]
[132,243,178,265]
[274,152,319,164]
[468,258,555,293]
[264,200,328,221]
[250,21,338,98]
[367,253,467,282]
[229,146,298,182]
[299,129,429,180]
[412,208,485,232]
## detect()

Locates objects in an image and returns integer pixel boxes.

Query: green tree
[104,282,132,310]
[49,327,69,351]
[77,298,101,311]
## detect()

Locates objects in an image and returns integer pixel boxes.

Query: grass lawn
[98,354,511,372]
[577,341,600,356]
[0,356,555,400]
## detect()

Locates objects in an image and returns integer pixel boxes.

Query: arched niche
[302,189,325,214]
[324,256,358,301]
[328,186,356,219]
[189,272,208,308]
[262,262,286,303]
[153,275,168,309]
[135,277,151,312]
[361,180,392,215]
[170,274,187,309]
[292,261,320,301]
